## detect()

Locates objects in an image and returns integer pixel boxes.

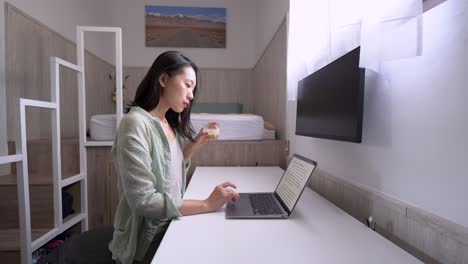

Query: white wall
[287,0,468,227]
[254,0,289,63]
[104,0,257,68]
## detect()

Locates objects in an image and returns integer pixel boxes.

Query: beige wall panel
[0,228,49,253]
[0,185,53,229]
[107,160,119,224]
[197,69,253,113]
[252,19,287,139]
[5,4,115,141]
[188,140,288,181]
[123,67,253,113]
[309,169,468,264]
[85,53,116,121]
[86,147,113,228]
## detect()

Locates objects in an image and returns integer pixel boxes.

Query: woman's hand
[183,122,219,162]
[204,182,240,212]
[180,181,239,216]
[193,122,219,147]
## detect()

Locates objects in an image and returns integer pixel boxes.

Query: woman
[109,51,239,264]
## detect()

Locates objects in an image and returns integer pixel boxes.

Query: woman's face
[160,66,196,113]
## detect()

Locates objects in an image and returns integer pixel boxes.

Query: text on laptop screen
[275,157,316,211]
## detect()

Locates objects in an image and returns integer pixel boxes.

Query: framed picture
[145,5,227,48]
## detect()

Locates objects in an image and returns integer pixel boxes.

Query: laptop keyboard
[249,193,284,215]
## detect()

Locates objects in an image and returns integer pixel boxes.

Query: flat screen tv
[296,47,365,143]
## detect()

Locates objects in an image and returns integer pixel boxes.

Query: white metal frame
[77,26,123,147]
[0,26,123,264]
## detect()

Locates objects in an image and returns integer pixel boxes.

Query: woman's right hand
[204,182,240,212]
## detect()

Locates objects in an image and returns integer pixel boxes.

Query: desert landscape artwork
[145,5,227,48]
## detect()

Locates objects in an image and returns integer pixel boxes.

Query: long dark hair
[128,51,199,141]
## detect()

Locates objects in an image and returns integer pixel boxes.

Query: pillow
[191,102,243,114]
[264,121,275,130]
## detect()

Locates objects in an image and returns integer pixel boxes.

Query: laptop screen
[275,155,316,212]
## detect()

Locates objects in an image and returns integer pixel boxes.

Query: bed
[88,103,285,182]
[190,113,275,141]
[88,113,275,141]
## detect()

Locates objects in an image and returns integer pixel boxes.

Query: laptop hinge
[274,192,291,215]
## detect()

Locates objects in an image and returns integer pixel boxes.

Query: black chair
[63,225,115,264]
[38,225,115,264]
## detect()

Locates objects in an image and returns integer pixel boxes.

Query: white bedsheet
[89,114,116,141]
[88,113,275,141]
[191,113,266,140]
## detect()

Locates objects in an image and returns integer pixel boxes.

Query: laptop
[225,154,317,219]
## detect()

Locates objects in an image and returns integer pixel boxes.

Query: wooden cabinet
[188,140,288,181]
[107,161,119,224]
[86,140,288,228]
[86,147,113,228]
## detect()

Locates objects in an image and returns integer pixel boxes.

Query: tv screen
[296,47,365,143]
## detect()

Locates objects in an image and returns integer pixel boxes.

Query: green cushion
[191,102,243,114]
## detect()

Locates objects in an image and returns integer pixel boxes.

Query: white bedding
[190,113,267,140]
[88,113,275,141]
[89,114,116,141]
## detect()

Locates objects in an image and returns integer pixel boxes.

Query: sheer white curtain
[288,0,427,99]
[358,0,423,71]
[328,0,424,70]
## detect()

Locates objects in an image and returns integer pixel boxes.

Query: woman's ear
[159,73,169,88]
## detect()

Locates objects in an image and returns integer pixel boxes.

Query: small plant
[109,73,130,103]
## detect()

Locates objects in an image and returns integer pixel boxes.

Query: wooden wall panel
[123,67,253,113]
[86,147,113,228]
[107,160,119,224]
[0,185,54,229]
[5,4,115,141]
[309,169,468,264]
[252,18,287,139]
[197,69,253,113]
[4,139,79,183]
[188,140,288,182]
[85,54,117,122]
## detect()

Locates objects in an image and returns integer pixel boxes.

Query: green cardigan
[109,106,190,264]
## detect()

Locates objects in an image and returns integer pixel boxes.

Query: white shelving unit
[83,140,114,147]
[77,26,124,148]
[0,26,123,264]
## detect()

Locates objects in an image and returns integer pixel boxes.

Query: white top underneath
[169,139,183,198]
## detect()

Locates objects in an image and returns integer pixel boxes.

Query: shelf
[84,140,113,147]
[0,154,22,165]
[0,215,85,254]
[30,213,85,252]
[0,172,81,186]
[62,182,81,220]
[61,174,84,188]
[63,213,85,227]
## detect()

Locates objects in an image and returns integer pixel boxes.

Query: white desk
[153,167,421,264]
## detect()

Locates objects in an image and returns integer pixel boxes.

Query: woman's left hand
[193,122,219,147]
[183,122,219,162]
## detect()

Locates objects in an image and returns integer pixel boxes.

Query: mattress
[191,113,265,140]
[89,114,116,141]
[89,113,274,141]
[262,128,276,140]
